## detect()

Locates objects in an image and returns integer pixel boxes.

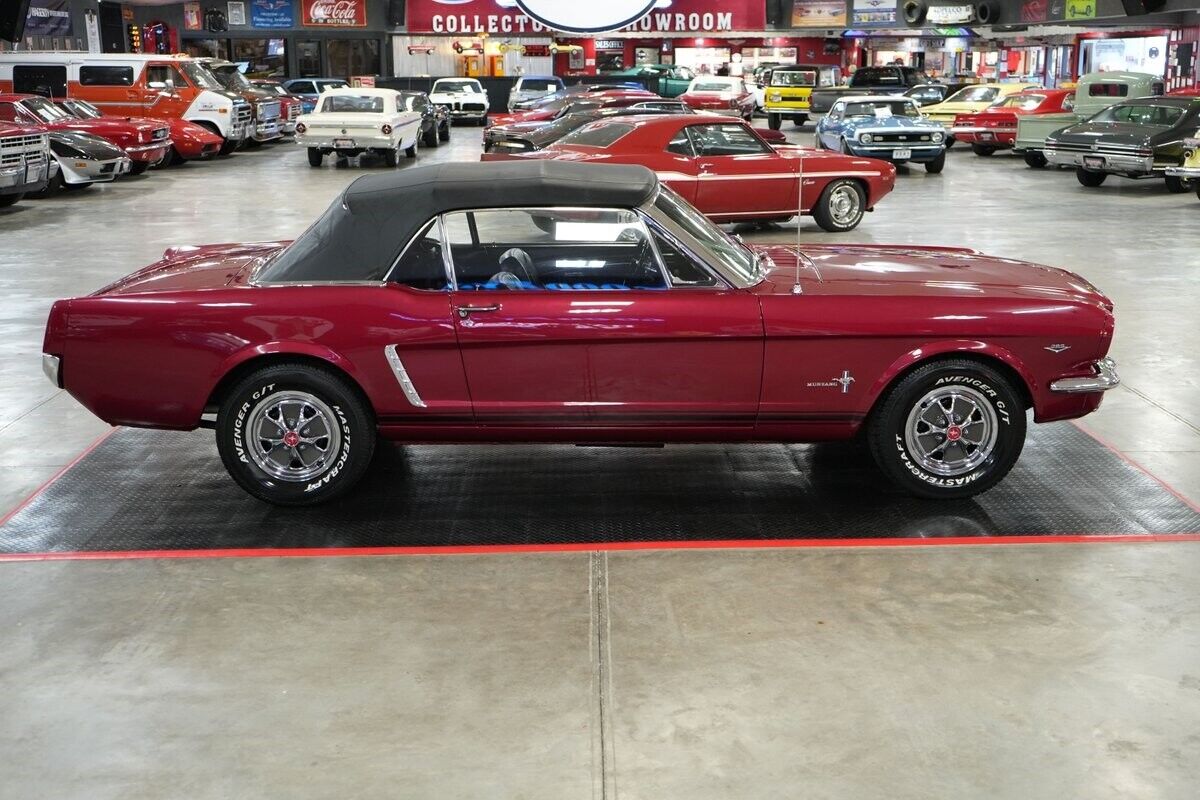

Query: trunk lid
[94,242,287,296]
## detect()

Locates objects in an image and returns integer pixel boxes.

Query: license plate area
[893,148,912,159]
[333,138,356,148]
[979,131,994,140]
[1083,156,1105,169]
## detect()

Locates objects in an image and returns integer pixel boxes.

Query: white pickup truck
[295,88,424,167]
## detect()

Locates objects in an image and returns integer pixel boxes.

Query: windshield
[518,79,559,92]
[946,86,999,104]
[653,185,759,285]
[772,70,816,87]
[691,80,735,93]
[434,80,481,94]
[555,121,634,148]
[21,96,71,122]
[993,93,1045,110]
[1090,103,1185,127]
[181,62,224,91]
[66,100,102,118]
[844,100,919,118]
[212,66,252,91]
[851,68,902,86]
[320,95,384,113]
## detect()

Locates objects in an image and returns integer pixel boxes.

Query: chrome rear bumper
[1050,357,1120,394]
[43,354,61,388]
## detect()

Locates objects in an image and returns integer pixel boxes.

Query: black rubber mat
[2,422,1198,552]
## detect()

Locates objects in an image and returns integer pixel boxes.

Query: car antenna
[794,132,803,293]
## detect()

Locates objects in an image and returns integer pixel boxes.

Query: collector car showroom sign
[414,0,765,34]
[302,0,368,27]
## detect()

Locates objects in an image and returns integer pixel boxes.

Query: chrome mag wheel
[245,390,341,482]
[903,386,999,477]
[828,184,861,226]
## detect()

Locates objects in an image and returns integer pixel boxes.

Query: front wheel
[216,364,375,506]
[128,160,151,176]
[868,358,1026,499]
[1164,175,1187,194]
[438,122,450,142]
[1076,168,1107,188]
[218,139,239,156]
[405,144,417,158]
[793,115,807,127]
[423,124,439,147]
[1196,182,1200,202]
[971,144,996,156]
[1023,150,1047,169]
[307,147,323,167]
[0,193,21,208]
[767,113,781,131]
[924,152,946,174]
[812,178,865,232]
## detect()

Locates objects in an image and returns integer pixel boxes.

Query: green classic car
[1015,71,1165,168]
[606,64,697,98]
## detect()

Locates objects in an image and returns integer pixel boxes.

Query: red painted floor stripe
[0,428,116,529]
[1071,420,1200,515]
[1,533,1199,562]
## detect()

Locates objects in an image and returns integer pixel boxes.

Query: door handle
[456,303,501,319]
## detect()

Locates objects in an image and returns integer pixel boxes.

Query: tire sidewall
[217,368,371,505]
[873,362,1026,498]
[814,178,864,232]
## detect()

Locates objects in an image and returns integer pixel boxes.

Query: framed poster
[251,0,294,28]
[791,0,847,28]
[228,1,247,26]
[183,2,202,31]
[302,0,368,27]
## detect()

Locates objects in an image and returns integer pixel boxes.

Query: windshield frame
[646,184,762,288]
[180,61,224,91]
[21,96,72,122]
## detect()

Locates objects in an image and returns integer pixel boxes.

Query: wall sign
[411,0,764,35]
[1064,0,1095,19]
[791,0,847,28]
[303,0,368,26]
[25,0,73,37]
[513,0,657,33]
[1019,0,1047,21]
[252,0,295,28]
[926,4,975,24]
[227,1,247,26]
[851,0,896,25]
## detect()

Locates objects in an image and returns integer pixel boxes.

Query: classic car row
[40,160,1120,506]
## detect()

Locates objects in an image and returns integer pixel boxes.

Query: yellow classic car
[1165,134,1200,201]
[764,64,842,130]
[922,82,1041,140]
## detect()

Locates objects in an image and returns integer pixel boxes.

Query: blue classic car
[815,95,948,173]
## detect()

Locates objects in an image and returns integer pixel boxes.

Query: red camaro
[55,98,221,165]
[951,88,1075,156]
[43,161,1118,506]
[679,76,757,120]
[0,93,171,174]
[492,114,895,232]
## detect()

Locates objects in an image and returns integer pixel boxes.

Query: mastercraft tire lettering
[216,364,375,506]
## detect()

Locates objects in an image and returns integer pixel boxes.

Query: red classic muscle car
[0,92,170,174]
[43,161,1118,506]
[486,89,658,128]
[679,76,757,120]
[494,114,896,232]
[951,88,1075,156]
[249,79,303,135]
[55,98,221,165]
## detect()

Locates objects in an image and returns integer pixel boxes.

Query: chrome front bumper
[43,354,61,388]
[1045,148,1154,173]
[125,140,172,155]
[1050,358,1120,394]
[1165,165,1200,178]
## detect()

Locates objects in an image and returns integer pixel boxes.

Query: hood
[924,101,990,116]
[95,242,287,296]
[754,243,1110,307]
[1050,121,1156,147]
[47,130,125,160]
[842,116,943,131]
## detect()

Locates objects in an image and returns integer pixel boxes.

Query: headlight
[769,92,781,102]
[931,131,944,143]
[860,133,873,143]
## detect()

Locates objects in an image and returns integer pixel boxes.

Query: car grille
[445,101,486,112]
[100,162,116,174]
[1048,141,1152,157]
[256,100,281,122]
[234,102,252,125]
[287,103,300,121]
[0,132,48,168]
[870,132,939,143]
[152,127,169,141]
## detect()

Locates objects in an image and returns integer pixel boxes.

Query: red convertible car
[0,92,170,174]
[43,162,1118,506]
[679,76,757,120]
[491,114,896,232]
[55,98,221,165]
[487,89,657,128]
[951,88,1075,156]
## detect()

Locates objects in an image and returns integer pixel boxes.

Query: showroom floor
[1,129,1198,799]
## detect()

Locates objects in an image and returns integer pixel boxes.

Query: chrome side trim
[42,353,61,388]
[1050,357,1120,394]
[384,345,427,408]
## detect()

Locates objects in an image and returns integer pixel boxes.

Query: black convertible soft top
[256,160,659,283]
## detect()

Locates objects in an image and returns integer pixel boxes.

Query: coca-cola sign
[302,0,367,27]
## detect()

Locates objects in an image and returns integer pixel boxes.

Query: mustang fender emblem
[1044,344,1071,353]
[807,370,856,394]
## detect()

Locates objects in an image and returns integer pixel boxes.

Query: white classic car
[294,88,423,167]
[428,77,490,125]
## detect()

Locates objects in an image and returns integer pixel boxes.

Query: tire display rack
[1,422,1197,555]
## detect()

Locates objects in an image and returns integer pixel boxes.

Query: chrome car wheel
[904,386,999,477]
[246,390,341,482]
[828,184,861,227]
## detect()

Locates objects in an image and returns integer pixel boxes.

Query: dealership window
[327,39,380,79]
[185,38,230,60]
[232,39,287,78]
[78,65,133,87]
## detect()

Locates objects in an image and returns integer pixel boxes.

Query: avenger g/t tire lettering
[216,364,375,505]
[867,359,1026,499]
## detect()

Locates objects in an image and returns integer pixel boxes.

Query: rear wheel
[216,364,375,506]
[971,143,996,156]
[0,193,21,207]
[307,147,323,167]
[812,178,865,232]
[405,144,417,158]
[924,152,946,174]
[767,112,781,130]
[1076,168,1107,187]
[1196,182,1200,202]
[868,358,1026,499]
[793,115,807,127]
[29,170,64,198]
[1164,175,1187,193]
[383,147,399,167]
[1023,150,1047,169]
[438,122,451,142]
[423,124,439,147]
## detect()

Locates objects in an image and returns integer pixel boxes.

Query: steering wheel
[498,247,537,285]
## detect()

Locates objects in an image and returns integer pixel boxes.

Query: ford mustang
[42,162,1119,506]
[498,114,896,232]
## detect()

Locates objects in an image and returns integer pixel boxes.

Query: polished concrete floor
[1,126,1199,798]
